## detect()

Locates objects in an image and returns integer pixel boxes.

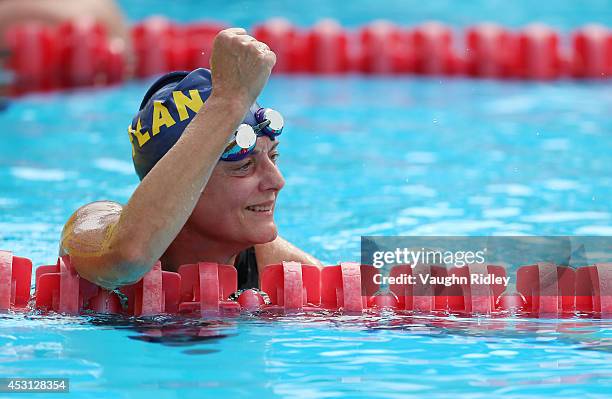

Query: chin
[246,222,278,245]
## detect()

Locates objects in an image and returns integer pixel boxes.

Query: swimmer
[0,0,131,95]
[59,28,322,291]
[0,0,129,48]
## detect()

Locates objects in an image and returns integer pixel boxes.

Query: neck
[161,222,247,272]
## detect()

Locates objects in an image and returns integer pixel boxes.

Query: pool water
[1,74,611,397]
[118,0,612,31]
[1,312,611,399]
[2,77,611,263]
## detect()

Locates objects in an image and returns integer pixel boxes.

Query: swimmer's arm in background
[254,236,323,273]
[0,0,129,48]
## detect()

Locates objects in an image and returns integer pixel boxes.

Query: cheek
[190,173,258,228]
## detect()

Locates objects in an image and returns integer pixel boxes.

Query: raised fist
[209,28,277,107]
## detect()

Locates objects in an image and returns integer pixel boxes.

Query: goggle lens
[263,109,284,136]
[221,108,284,161]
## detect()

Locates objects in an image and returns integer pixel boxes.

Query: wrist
[190,93,251,143]
[208,89,252,116]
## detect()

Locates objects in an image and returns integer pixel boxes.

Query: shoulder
[60,201,124,256]
[254,235,323,269]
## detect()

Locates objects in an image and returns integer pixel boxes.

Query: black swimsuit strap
[234,246,259,289]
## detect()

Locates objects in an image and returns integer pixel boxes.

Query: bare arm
[254,236,324,273]
[60,28,277,290]
[0,0,129,47]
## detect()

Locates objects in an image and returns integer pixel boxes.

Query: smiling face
[185,136,285,247]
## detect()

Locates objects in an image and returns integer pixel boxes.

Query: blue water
[2,77,611,265]
[2,1,612,397]
[1,75,612,398]
[118,0,612,31]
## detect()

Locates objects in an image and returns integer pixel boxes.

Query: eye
[270,152,280,163]
[237,160,253,171]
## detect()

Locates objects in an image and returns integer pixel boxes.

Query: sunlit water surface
[1,72,611,398]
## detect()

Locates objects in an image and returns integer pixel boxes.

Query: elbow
[107,242,155,286]
[115,242,148,269]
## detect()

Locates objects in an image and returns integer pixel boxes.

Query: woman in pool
[59,28,321,291]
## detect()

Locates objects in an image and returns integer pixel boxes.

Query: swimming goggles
[221,108,284,161]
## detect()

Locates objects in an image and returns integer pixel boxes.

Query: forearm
[64,28,276,288]
[110,95,248,271]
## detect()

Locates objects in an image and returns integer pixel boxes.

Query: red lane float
[465,23,516,78]
[411,22,461,75]
[358,21,413,74]
[322,262,362,311]
[1,248,610,318]
[236,288,267,310]
[57,20,113,87]
[576,263,612,315]
[571,24,612,78]
[5,21,126,94]
[0,250,32,311]
[35,256,180,316]
[516,24,564,79]
[4,24,60,94]
[177,262,239,315]
[253,18,305,73]
[182,22,226,71]
[389,263,507,315]
[367,290,400,309]
[516,263,576,316]
[305,19,351,74]
[6,18,612,95]
[261,261,320,311]
[448,263,507,315]
[390,264,439,312]
[131,17,181,78]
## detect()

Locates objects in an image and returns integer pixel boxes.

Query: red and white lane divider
[34,255,180,316]
[1,249,611,318]
[0,250,31,311]
[4,18,612,95]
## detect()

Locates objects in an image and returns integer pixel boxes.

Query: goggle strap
[253,119,271,134]
[221,110,281,161]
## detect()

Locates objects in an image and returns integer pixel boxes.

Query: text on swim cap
[128,89,204,153]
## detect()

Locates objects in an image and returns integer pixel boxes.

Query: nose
[259,155,285,193]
